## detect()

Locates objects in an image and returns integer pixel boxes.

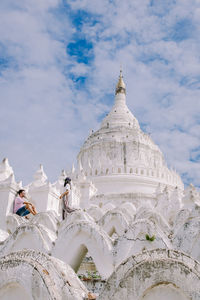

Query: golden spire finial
[115,67,126,95]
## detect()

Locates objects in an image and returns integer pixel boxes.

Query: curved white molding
[114,219,171,267]
[99,249,200,300]
[0,250,88,300]
[173,218,200,261]
[87,205,104,221]
[59,210,94,234]
[136,205,171,236]
[98,209,129,236]
[0,223,55,256]
[52,220,114,279]
[31,211,59,233]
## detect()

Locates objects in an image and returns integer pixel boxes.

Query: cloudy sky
[1,0,200,187]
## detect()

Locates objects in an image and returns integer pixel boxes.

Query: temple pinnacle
[115,68,126,95]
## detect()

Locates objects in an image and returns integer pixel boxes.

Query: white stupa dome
[76,71,183,206]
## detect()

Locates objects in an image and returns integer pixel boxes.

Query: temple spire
[115,68,126,95]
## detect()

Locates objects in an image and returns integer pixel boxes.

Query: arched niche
[141,283,190,300]
[0,282,32,300]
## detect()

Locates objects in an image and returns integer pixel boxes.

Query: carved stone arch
[52,221,114,278]
[120,202,136,220]
[31,211,59,233]
[103,203,116,213]
[0,224,54,257]
[173,218,200,260]
[0,250,88,300]
[6,214,26,234]
[59,210,94,234]
[87,205,104,222]
[191,232,200,262]
[98,210,129,236]
[135,206,171,236]
[114,219,170,267]
[99,249,200,300]
[8,201,58,235]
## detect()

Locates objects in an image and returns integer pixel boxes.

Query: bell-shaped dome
[76,71,184,202]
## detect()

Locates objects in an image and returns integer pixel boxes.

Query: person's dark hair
[64,177,71,187]
[18,189,25,195]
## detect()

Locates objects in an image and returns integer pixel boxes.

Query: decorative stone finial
[0,158,14,182]
[58,169,66,182]
[33,164,47,183]
[115,68,126,95]
[61,169,66,177]
[71,164,75,174]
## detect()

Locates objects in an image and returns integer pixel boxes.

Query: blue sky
[1,0,200,186]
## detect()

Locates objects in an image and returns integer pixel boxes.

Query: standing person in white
[59,177,76,220]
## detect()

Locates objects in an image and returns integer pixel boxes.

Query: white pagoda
[0,72,200,300]
[76,70,183,208]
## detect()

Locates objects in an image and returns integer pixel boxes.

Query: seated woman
[14,189,37,218]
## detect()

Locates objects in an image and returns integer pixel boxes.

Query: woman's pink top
[14,196,24,213]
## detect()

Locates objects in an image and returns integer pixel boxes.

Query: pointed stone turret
[53,169,67,192]
[33,164,47,185]
[0,158,21,229]
[0,158,14,182]
[71,164,75,174]
[60,169,66,179]
[28,164,60,213]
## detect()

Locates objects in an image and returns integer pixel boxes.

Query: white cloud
[0,0,83,183]
[67,0,200,186]
[1,0,200,187]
